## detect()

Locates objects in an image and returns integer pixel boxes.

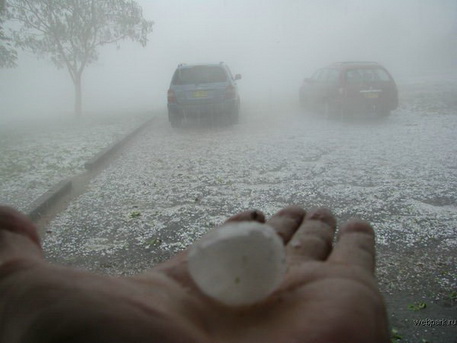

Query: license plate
[193,90,208,98]
[364,92,379,99]
[360,89,381,99]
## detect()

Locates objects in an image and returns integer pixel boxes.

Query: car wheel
[324,100,346,120]
[376,109,391,118]
[170,120,181,128]
[169,112,182,128]
[230,103,240,124]
[322,100,334,119]
[299,92,307,108]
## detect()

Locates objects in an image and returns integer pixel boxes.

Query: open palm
[0,205,389,343]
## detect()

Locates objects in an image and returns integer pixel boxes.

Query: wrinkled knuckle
[342,219,374,236]
[277,205,306,217]
[0,258,34,282]
[306,207,336,225]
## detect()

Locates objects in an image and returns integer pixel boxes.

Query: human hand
[0,205,389,343]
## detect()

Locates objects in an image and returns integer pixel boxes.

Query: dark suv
[167,63,241,127]
[299,61,398,117]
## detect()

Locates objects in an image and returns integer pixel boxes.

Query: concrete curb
[84,117,154,171]
[26,116,155,223]
[27,179,73,221]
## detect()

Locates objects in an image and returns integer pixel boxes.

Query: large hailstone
[188,222,286,306]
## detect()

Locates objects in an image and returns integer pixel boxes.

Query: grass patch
[408,302,427,311]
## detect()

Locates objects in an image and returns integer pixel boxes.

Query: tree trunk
[74,73,82,116]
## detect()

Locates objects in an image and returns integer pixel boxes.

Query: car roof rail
[332,61,379,66]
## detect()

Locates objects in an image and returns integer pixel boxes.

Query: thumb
[0,206,43,265]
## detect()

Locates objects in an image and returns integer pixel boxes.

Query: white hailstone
[188,222,286,306]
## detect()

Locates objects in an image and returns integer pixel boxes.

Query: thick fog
[0,0,456,121]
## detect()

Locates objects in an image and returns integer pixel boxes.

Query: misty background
[1,0,456,121]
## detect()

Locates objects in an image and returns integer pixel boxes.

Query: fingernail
[306,208,336,228]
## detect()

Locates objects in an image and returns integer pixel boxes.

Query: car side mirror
[235,74,242,80]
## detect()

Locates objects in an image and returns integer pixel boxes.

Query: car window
[346,69,363,84]
[311,69,322,81]
[373,68,392,81]
[172,66,228,85]
[225,66,235,80]
[326,69,340,84]
[317,69,328,82]
[346,68,392,84]
[360,69,378,83]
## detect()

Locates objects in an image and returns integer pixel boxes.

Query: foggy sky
[0,0,456,120]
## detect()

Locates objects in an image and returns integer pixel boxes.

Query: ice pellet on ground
[188,222,286,306]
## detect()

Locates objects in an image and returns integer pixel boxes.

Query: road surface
[44,94,457,342]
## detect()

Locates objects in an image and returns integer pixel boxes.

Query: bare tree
[6,0,153,116]
[0,0,18,68]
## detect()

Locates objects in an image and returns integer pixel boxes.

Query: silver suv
[167,63,241,127]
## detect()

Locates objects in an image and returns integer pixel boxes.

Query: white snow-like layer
[1,73,451,285]
[0,112,152,212]
[42,102,457,278]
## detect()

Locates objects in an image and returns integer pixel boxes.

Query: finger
[286,207,336,264]
[224,209,265,224]
[148,250,193,286]
[0,206,44,265]
[328,219,376,273]
[0,206,41,247]
[266,205,306,243]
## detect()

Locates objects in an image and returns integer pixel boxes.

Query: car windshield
[346,68,392,84]
[172,66,228,85]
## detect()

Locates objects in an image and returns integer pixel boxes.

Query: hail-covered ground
[0,111,151,212]
[2,72,456,342]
